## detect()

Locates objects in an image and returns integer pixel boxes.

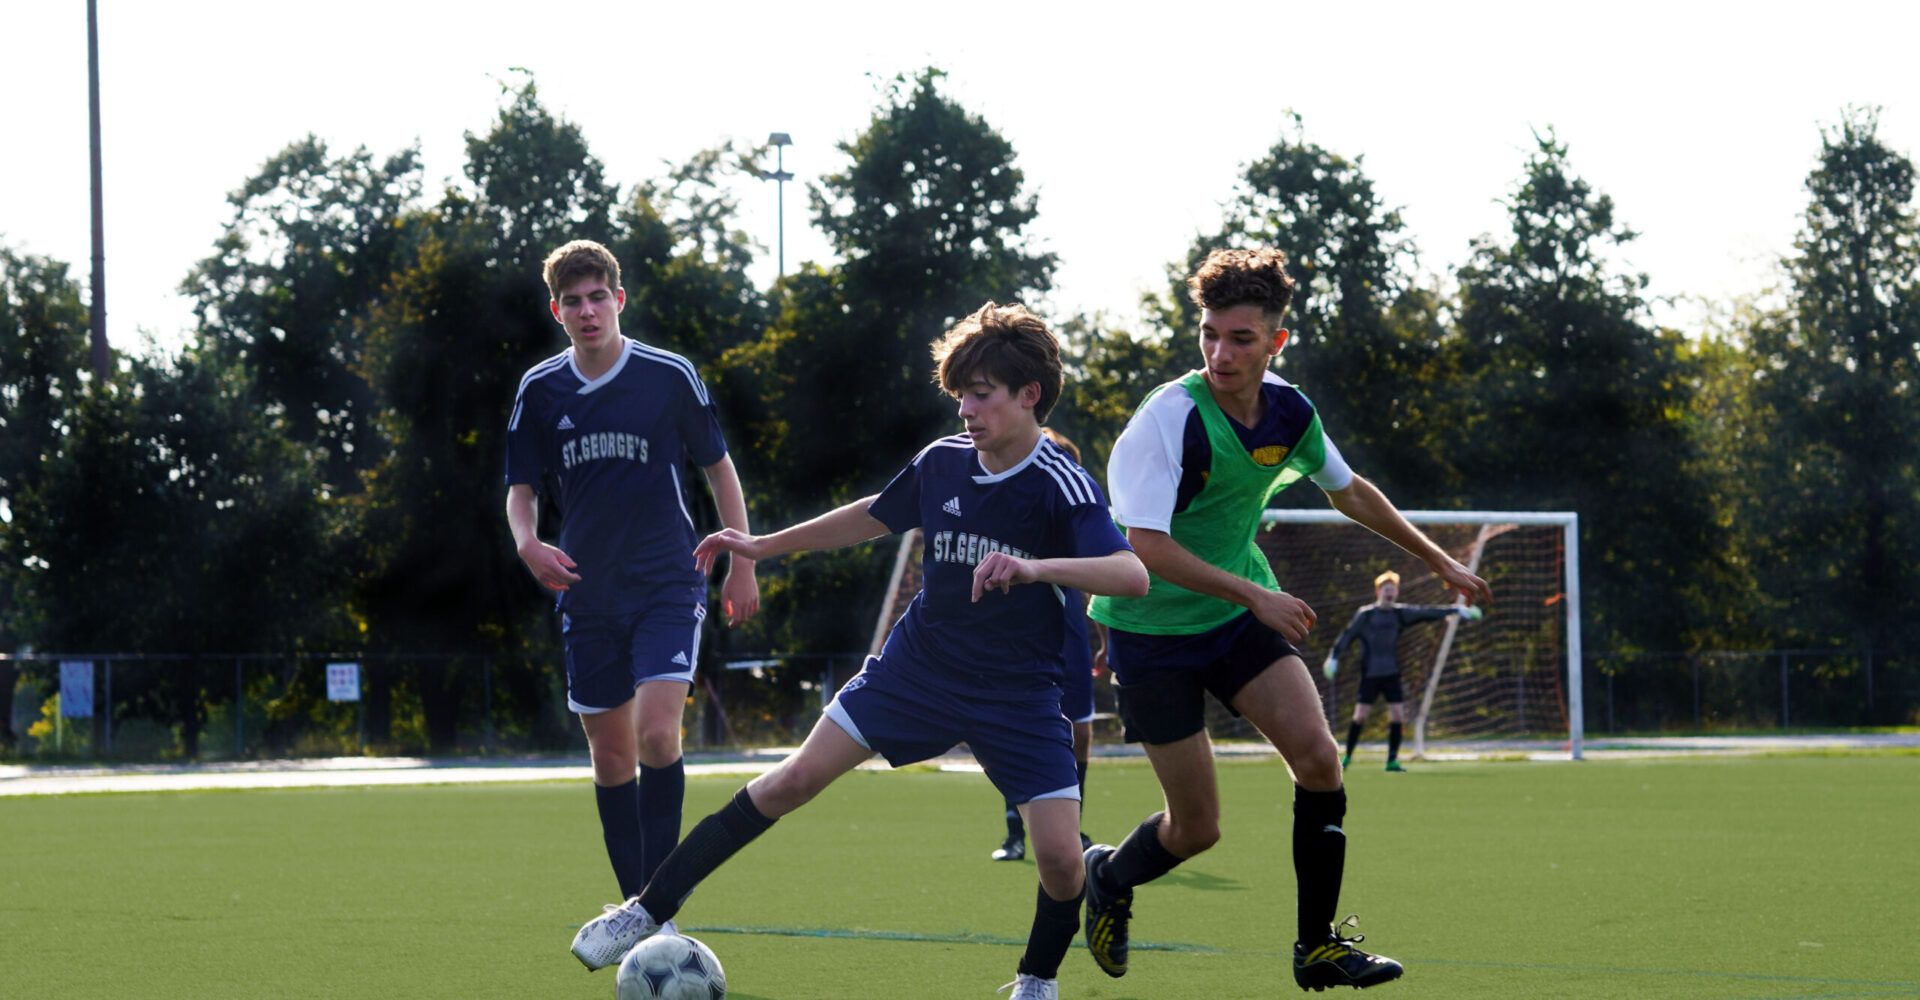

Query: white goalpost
[1261,509,1584,760]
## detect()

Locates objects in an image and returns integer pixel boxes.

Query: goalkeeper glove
[1459,605,1484,621]
[1322,655,1338,680]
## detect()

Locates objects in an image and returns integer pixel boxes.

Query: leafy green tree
[713,68,1057,660]
[1146,117,1448,502]
[463,71,618,271]
[1448,131,1715,652]
[0,247,92,747]
[181,137,423,494]
[1740,108,1920,655]
[8,348,337,757]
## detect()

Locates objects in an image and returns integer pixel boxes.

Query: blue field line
[682,924,1920,993]
[683,923,1226,955]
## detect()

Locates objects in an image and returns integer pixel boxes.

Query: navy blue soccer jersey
[865,433,1130,693]
[504,339,727,614]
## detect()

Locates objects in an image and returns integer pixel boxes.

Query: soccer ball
[615,932,726,1000]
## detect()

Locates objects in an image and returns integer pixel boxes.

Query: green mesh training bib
[1091,371,1327,635]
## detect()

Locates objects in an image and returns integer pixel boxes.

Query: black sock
[1344,721,1362,760]
[637,785,775,923]
[1016,881,1085,980]
[594,779,646,899]
[1387,722,1403,763]
[1005,797,1025,839]
[1099,813,1184,890]
[1293,785,1348,946]
[638,758,686,883]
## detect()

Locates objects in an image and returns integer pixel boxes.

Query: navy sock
[638,758,686,884]
[1076,759,1088,799]
[593,779,646,899]
[1016,881,1085,980]
[1345,721,1362,759]
[1099,813,1183,890]
[1387,722,1404,763]
[1005,797,1025,839]
[1293,785,1348,946]
[638,786,774,923]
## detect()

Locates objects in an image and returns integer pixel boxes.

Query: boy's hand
[1251,589,1316,642]
[517,541,581,592]
[1322,655,1339,680]
[972,551,1039,601]
[694,529,769,575]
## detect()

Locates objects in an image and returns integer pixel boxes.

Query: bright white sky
[4,1,1916,356]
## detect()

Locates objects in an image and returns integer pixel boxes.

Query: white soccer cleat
[997,972,1059,1000]
[570,896,661,971]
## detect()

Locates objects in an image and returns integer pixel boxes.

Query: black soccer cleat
[1293,915,1403,991]
[991,832,1026,861]
[1082,844,1133,977]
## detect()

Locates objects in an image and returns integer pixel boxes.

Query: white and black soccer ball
[615,932,726,1000]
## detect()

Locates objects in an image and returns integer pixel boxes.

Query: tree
[710,68,1058,660]
[181,137,423,494]
[785,67,1056,504]
[1146,117,1448,501]
[1740,108,1920,654]
[7,347,338,757]
[463,71,618,272]
[0,247,92,748]
[1447,131,1716,652]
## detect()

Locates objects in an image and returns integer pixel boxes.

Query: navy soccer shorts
[1106,610,1302,745]
[562,594,705,713]
[825,656,1080,805]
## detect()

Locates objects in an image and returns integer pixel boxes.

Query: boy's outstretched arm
[694,494,890,572]
[971,548,1149,603]
[1324,475,1493,607]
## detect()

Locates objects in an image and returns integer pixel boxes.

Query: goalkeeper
[1324,570,1482,772]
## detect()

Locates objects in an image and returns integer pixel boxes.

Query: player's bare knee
[635,728,682,769]
[1036,854,1085,900]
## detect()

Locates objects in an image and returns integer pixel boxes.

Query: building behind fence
[3,648,1916,762]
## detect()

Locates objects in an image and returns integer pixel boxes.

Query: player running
[569,302,1149,1000]
[1325,570,1483,772]
[1082,247,1491,992]
[992,427,1098,864]
[504,240,759,963]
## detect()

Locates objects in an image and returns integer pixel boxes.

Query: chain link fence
[5,647,1915,762]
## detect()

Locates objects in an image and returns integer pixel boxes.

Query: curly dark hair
[930,301,1063,422]
[1186,247,1296,328]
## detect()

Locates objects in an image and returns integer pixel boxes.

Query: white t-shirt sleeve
[1309,435,1355,492]
[1105,391,1191,534]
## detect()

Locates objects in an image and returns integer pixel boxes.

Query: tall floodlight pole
[87,0,109,379]
[768,132,793,277]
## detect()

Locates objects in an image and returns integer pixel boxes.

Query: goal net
[1262,510,1583,759]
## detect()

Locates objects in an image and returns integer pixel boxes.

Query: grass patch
[2,755,1916,998]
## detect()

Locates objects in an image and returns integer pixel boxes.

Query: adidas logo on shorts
[671,651,689,666]
[943,496,962,516]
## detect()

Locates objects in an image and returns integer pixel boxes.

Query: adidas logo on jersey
[671,651,689,666]
[943,496,963,517]
[557,414,575,430]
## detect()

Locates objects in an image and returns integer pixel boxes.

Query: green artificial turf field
[4,754,1917,999]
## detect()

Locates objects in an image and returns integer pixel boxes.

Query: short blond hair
[542,240,621,300]
[1374,570,1401,589]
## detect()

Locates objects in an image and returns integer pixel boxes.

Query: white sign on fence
[326,662,361,703]
[59,661,94,718]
